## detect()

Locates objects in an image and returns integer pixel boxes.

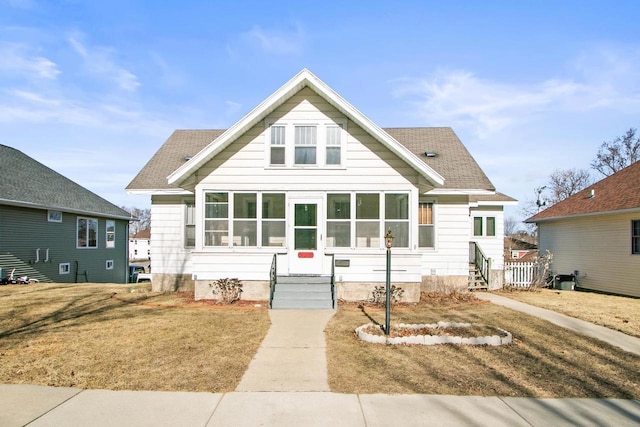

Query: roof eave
[0,199,133,221]
[526,206,640,223]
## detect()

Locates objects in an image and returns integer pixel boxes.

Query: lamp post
[384,229,394,335]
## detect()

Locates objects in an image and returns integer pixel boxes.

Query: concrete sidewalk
[2,384,639,427]
[236,309,335,392]
[475,293,640,356]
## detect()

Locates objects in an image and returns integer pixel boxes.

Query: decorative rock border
[355,321,512,346]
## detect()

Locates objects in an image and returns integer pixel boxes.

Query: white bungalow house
[127,69,515,307]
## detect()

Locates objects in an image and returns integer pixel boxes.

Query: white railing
[504,262,536,288]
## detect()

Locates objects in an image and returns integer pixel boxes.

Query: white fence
[504,262,536,288]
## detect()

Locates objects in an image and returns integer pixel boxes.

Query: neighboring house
[0,145,132,283]
[527,161,640,297]
[127,69,515,304]
[129,229,151,261]
[504,235,537,262]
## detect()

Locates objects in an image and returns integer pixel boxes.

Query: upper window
[48,211,62,223]
[326,125,342,165]
[106,220,115,248]
[270,125,286,165]
[294,126,317,165]
[632,220,640,254]
[418,202,435,248]
[77,217,98,248]
[267,122,345,168]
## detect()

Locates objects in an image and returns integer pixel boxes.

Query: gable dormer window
[270,125,286,165]
[294,125,317,165]
[266,121,346,168]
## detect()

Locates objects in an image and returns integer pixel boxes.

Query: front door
[289,196,324,275]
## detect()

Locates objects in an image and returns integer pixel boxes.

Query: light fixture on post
[384,229,394,335]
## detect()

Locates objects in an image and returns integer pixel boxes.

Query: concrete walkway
[475,293,640,356]
[2,298,640,426]
[236,309,335,392]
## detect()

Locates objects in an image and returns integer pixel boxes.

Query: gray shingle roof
[127,127,496,192]
[0,145,132,219]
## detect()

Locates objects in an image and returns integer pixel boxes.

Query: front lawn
[326,294,640,398]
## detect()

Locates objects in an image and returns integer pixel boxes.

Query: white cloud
[393,47,640,139]
[68,32,140,91]
[0,42,60,79]
[238,24,305,56]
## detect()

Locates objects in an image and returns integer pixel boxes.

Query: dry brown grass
[326,293,640,398]
[498,288,640,338]
[0,283,269,392]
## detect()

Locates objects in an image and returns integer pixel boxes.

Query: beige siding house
[527,161,640,297]
[127,69,515,306]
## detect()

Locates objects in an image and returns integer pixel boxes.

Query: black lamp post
[384,229,394,335]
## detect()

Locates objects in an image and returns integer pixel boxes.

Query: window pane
[234,221,257,246]
[385,194,408,219]
[295,204,316,226]
[271,147,285,165]
[295,147,316,164]
[487,217,496,236]
[328,194,350,219]
[473,217,483,236]
[205,193,228,219]
[262,221,285,247]
[263,193,285,219]
[206,192,228,203]
[419,203,433,224]
[356,222,379,248]
[327,222,350,247]
[419,226,435,248]
[633,220,640,254]
[77,218,87,247]
[295,229,316,250]
[205,220,228,246]
[385,222,408,247]
[185,225,195,247]
[326,147,341,165]
[295,126,317,145]
[271,125,285,145]
[356,193,379,219]
[88,219,97,247]
[234,193,257,219]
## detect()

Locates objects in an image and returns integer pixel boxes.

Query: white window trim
[77,217,98,249]
[59,263,70,275]
[48,210,62,223]
[418,199,437,250]
[264,119,347,169]
[106,220,115,248]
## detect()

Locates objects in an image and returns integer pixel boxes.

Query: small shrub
[370,285,404,305]
[209,278,243,304]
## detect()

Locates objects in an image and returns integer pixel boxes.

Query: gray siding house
[0,145,132,283]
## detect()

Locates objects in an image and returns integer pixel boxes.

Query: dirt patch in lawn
[326,292,640,397]
[497,288,640,338]
[0,283,269,392]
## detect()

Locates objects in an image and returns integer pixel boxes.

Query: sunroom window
[385,193,409,247]
[262,193,286,247]
[419,202,434,248]
[327,193,351,247]
[204,193,229,246]
[234,193,257,246]
[356,193,380,248]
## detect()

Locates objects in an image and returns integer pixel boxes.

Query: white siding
[538,212,640,297]
[150,195,193,276]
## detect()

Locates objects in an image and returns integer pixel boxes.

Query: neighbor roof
[127,127,497,192]
[527,160,640,223]
[0,145,132,220]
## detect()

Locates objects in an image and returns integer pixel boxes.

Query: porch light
[384,229,393,335]
[385,229,394,249]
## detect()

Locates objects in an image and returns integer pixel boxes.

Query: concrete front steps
[271,275,335,309]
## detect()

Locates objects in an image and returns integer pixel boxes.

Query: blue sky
[2,1,640,224]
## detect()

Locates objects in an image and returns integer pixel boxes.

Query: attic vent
[424,151,437,158]
[183,156,192,161]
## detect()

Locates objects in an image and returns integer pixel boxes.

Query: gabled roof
[165,69,445,189]
[0,145,132,220]
[527,160,640,223]
[127,127,497,193]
